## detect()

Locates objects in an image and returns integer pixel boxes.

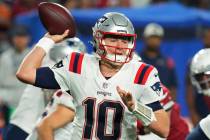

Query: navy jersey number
[82,98,124,140]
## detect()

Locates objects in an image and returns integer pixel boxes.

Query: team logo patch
[151,82,161,96]
[52,60,63,69]
[97,16,108,24]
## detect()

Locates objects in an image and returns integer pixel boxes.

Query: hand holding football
[38,2,76,38]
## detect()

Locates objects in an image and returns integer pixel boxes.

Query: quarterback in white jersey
[52,52,165,139]
[26,90,75,140]
[16,12,169,140]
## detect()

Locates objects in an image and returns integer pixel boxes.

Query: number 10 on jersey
[82,97,124,140]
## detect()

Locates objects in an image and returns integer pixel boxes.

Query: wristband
[132,102,156,126]
[36,37,55,53]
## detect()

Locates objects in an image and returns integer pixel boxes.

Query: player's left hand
[117,86,135,112]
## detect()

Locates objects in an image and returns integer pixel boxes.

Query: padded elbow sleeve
[35,67,60,89]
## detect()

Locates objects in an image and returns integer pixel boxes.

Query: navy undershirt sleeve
[34,67,60,89]
[146,101,163,111]
[186,124,209,140]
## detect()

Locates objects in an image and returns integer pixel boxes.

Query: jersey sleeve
[51,52,84,92]
[139,67,163,105]
[51,56,71,92]
[35,67,60,89]
[54,90,75,111]
[159,86,174,111]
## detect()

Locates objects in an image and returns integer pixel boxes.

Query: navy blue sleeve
[186,124,209,140]
[146,101,163,111]
[34,67,60,89]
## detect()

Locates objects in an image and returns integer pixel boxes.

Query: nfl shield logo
[102,82,108,89]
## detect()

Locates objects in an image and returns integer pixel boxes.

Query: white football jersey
[10,85,46,134]
[51,52,163,140]
[10,55,57,134]
[200,114,210,139]
[26,90,75,140]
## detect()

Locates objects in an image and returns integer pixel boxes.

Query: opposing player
[16,12,169,139]
[186,48,210,140]
[4,37,86,140]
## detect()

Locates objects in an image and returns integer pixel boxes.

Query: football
[38,2,76,38]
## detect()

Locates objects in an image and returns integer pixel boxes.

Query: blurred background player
[26,90,75,140]
[3,37,86,140]
[0,0,11,56]
[139,23,177,100]
[137,85,189,140]
[0,24,30,109]
[185,28,210,126]
[186,48,210,140]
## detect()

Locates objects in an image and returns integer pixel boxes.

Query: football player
[186,48,210,140]
[4,37,86,140]
[26,90,75,140]
[35,53,142,140]
[16,12,169,139]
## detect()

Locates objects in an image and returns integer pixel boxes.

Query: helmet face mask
[93,12,136,64]
[190,49,210,96]
[192,72,210,96]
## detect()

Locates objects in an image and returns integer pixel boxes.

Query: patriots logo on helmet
[97,16,108,24]
[151,82,162,96]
